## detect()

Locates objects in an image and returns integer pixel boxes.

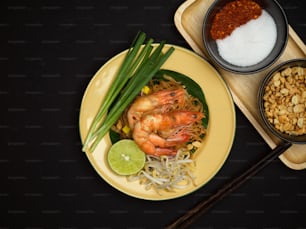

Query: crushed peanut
[263,66,306,136]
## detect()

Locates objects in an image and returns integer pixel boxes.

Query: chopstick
[165,141,292,229]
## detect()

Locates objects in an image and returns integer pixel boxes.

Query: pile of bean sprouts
[127,150,196,194]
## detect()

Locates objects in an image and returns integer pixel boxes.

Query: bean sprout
[127,150,197,194]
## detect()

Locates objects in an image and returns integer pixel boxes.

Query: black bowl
[258,58,306,144]
[203,0,288,74]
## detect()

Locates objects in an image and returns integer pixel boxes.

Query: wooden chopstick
[165,141,292,229]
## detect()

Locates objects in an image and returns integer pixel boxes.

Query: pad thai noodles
[111,75,207,193]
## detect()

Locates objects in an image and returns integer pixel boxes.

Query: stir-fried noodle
[112,76,207,193]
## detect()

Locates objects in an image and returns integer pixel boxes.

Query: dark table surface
[4,0,306,228]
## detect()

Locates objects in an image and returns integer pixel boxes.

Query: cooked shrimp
[127,88,186,129]
[132,111,204,156]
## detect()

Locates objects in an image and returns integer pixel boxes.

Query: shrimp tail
[154,148,177,156]
[137,139,177,156]
[149,130,191,147]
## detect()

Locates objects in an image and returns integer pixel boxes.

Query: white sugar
[216,10,277,67]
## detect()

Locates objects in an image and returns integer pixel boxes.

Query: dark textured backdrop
[4,0,306,228]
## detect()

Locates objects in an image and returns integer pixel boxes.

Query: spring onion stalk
[88,44,175,153]
[82,32,175,153]
[82,32,149,151]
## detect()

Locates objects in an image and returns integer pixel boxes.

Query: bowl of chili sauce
[202,0,288,74]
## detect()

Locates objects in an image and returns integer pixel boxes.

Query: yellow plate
[79,44,236,200]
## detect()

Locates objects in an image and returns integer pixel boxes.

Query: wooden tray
[174,0,306,170]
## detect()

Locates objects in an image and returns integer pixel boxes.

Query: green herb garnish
[82,32,175,153]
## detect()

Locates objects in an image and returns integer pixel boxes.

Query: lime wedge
[107,139,146,175]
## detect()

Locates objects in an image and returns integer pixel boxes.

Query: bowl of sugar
[202,0,288,74]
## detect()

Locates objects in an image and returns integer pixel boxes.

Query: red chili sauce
[210,0,262,40]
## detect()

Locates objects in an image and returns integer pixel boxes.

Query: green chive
[82,32,175,153]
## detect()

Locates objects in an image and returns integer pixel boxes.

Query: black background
[4,0,306,228]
